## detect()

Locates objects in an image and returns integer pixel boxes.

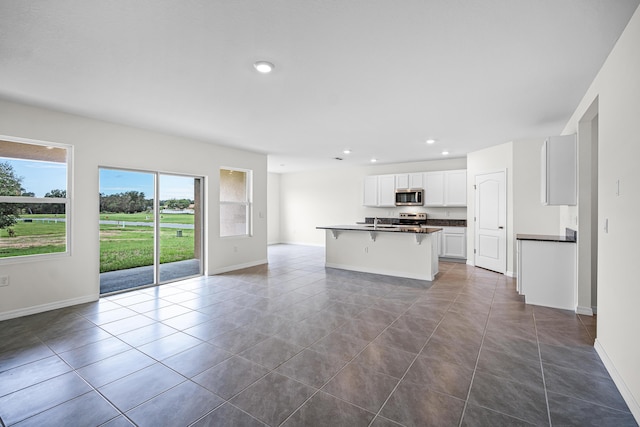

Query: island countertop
[316,225,442,234]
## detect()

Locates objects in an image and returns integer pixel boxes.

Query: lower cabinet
[517,238,576,310]
[438,227,466,259]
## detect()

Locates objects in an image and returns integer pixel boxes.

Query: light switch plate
[0,275,9,287]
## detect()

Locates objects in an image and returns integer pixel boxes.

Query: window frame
[0,135,72,263]
[219,167,253,238]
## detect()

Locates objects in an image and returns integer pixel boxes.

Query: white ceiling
[1,1,638,173]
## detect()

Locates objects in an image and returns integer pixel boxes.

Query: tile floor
[0,244,637,426]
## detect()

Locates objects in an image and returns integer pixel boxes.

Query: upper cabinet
[424,170,467,207]
[395,173,424,189]
[363,174,396,207]
[541,135,577,206]
[364,169,467,207]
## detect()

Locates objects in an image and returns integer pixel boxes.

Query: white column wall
[0,99,267,319]
[561,5,640,419]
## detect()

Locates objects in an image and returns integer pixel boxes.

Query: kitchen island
[316,225,442,281]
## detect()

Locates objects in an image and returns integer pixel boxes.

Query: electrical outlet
[0,275,9,287]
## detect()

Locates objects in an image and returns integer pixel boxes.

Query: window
[220,168,252,237]
[0,136,70,259]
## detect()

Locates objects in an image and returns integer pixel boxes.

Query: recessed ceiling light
[343,149,351,154]
[254,61,274,73]
[371,158,378,163]
[426,139,436,144]
[442,151,449,156]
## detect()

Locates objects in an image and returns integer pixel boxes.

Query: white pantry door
[474,171,506,274]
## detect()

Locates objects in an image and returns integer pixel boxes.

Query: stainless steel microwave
[395,188,424,206]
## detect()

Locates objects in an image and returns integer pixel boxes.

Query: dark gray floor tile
[0,355,71,397]
[354,307,399,327]
[231,372,316,426]
[84,307,138,325]
[380,380,465,427]
[352,342,415,378]
[369,416,404,427]
[98,363,186,412]
[116,322,178,347]
[126,297,174,313]
[468,371,548,425]
[323,301,367,317]
[543,363,630,411]
[138,331,202,360]
[126,380,224,427]
[373,325,429,354]
[282,391,375,427]
[274,322,330,347]
[0,372,92,425]
[310,332,369,362]
[162,342,232,378]
[403,354,473,399]
[59,336,132,369]
[240,336,303,370]
[193,355,269,399]
[420,334,481,369]
[143,304,193,322]
[33,315,99,341]
[548,391,638,427]
[0,342,55,373]
[539,342,608,377]
[99,314,157,336]
[161,310,211,330]
[460,404,536,426]
[192,402,267,427]
[476,347,544,387]
[182,318,240,341]
[100,415,136,427]
[209,326,270,354]
[334,318,387,341]
[77,349,156,387]
[300,311,350,333]
[276,349,346,388]
[43,326,112,353]
[481,330,540,362]
[11,391,119,427]
[322,362,398,413]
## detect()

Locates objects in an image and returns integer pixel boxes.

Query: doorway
[474,170,507,274]
[99,168,203,294]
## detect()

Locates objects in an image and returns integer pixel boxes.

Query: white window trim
[0,135,72,263]
[219,167,253,238]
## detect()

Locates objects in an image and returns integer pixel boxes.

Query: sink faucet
[374,217,380,227]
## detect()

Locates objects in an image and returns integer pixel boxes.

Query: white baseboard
[208,259,268,275]
[0,294,98,321]
[595,339,640,423]
[466,260,475,267]
[505,270,515,278]
[325,262,435,281]
[576,305,594,316]
[592,306,598,314]
[279,240,325,247]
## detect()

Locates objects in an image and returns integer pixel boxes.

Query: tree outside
[0,161,23,232]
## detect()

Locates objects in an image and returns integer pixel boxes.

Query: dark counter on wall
[516,228,577,243]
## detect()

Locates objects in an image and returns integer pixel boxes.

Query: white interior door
[474,171,506,273]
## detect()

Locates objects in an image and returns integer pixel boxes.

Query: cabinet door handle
[498,226,504,229]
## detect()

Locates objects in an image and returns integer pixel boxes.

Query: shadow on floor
[100,259,201,294]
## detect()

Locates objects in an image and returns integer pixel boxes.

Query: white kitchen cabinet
[363,176,379,206]
[395,173,424,189]
[541,134,576,206]
[424,170,467,207]
[444,170,467,206]
[378,174,396,207]
[517,237,576,310]
[441,227,466,259]
[424,172,445,205]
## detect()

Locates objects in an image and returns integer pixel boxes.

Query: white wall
[267,172,281,245]
[278,158,467,246]
[561,5,640,419]
[0,99,267,319]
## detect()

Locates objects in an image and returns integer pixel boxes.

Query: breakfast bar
[316,224,442,281]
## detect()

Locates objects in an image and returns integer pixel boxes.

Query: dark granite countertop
[317,225,442,234]
[516,231,577,243]
[426,219,467,227]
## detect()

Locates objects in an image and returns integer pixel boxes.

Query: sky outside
[2,157,194,200]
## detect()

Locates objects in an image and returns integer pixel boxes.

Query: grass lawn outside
[1,216,196,272]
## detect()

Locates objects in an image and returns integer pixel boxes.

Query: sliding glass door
[99,168,203,294]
